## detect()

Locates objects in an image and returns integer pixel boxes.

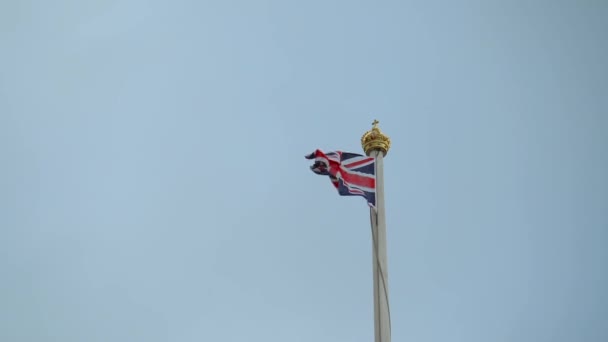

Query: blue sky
[1,1,607,341]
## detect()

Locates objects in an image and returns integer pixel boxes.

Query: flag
[305,149,376,207]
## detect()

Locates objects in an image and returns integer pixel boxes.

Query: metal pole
[361,120,391,342]
[370,150,390,342]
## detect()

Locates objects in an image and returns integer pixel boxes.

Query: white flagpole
[362,120,391,342]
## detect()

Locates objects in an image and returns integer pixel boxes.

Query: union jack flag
[305,149,376,207]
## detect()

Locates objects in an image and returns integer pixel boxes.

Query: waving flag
[305,149,376,207]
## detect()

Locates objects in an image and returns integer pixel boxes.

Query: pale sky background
[1,1,607,341]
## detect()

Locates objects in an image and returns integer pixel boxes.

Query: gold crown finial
[361,119,391,156]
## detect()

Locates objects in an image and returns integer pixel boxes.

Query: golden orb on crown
[361,119,391,156]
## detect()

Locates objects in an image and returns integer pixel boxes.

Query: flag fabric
[305,149,376,207]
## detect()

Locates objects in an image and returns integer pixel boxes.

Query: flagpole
[362,120,391,342]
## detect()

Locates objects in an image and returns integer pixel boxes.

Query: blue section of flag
[306,149,376,207]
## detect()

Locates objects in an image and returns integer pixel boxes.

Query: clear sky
[1,1,607,341]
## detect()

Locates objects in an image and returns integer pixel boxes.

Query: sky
[1,1,607,341]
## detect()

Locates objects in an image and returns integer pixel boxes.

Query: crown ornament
[361,119,391,156]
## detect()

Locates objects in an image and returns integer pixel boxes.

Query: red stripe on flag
[343,157,374,168]
[339,169,375,189]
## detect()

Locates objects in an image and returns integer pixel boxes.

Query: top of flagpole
[361,119,391,157]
